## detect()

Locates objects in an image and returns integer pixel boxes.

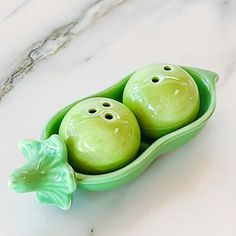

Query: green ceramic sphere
[123,64,200,138]
[59,97,141,174]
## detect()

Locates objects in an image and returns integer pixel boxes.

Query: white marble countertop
[1,0,236,235]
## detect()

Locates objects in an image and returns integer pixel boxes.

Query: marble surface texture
[0,0,236,235]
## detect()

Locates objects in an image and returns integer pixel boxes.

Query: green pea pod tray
[9,65,218,210]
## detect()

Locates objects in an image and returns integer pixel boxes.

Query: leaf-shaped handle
[8,135,77,210]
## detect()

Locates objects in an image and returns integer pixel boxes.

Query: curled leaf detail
[9,135,77,210]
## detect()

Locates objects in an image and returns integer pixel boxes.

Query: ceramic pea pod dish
[8,64,218,210]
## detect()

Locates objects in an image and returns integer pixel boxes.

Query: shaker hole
[88,108,97,114]
[151,77,160,83]
[102,102,111,107]
[164,65,171,71]
[105,113,113,120]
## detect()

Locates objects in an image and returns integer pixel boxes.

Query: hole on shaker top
[164,65,171,71]
[88,108,97,114]
[151,77,160,83]
[105,113,113,120]
[102,102,111,107]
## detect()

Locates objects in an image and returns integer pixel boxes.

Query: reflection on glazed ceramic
[59,97,141,174]
[123,64,200,138]
[8,66,218,210]
[8,135,77,210]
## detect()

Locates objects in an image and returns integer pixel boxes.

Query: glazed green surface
[59,97,141,174]
[41,66,218,191]
[8,135,76,210]
[9,65,218,210]
[123,64,200,138]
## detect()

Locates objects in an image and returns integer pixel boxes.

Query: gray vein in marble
[220,57,236,85]
[219,0,231,6]
[218,0,236,18]
[0,0,127,100]
[1,0,30,23]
